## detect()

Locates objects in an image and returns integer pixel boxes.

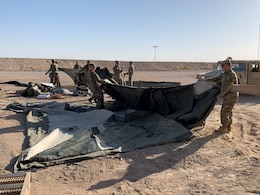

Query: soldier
[84,64,95,104]
[112,60,124,85]
[83,60,90,76]
[86,63,106,109]
[73,60,82,85]
[45,59,61,87]
[206,57,239,133]
[124,61,135,86]
[73,60,81,70]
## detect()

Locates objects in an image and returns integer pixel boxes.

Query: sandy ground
[0,71,260,195]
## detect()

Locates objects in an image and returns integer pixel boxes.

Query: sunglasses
[222,63,229,67]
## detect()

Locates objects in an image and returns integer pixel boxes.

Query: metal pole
[258,24,260,61]
[153,46,158,61]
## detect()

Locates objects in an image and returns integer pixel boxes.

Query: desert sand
[0,70,259,195]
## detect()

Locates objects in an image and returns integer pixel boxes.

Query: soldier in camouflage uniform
[124,61,135,86]
[86,63,106,109]
[113,61,124,85]
[207,58,239,133]
[45,59,61,87]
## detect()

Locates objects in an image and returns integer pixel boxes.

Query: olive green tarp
[15,81,219,171]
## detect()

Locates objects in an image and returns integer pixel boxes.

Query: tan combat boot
[215,126,229,133]
[227,125,231,132]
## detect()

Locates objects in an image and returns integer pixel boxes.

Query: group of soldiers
[45,59,135,109]
[113,60,135,86]
[85,60,135,109]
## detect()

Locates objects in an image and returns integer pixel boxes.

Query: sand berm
[0,57,214,71]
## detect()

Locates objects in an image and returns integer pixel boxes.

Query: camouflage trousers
[92,88,104,108]
[49,72,61,87]
[128,75,133,86]
[114,76,124,85]
[220,92,238,128]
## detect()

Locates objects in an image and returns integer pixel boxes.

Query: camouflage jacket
[208,70,238,98]
[46,63,58,75]
[86,71,103,92]
[113,65,123,79]
[127,64,135,76]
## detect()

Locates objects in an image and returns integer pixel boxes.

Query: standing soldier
[124,61,135,86]
[86,63,106,109]
[206,57,239,133]
[45,59,61,87]
[113,60,124,85]
[73,60,82,85]
[83,60,90,76]
[73,60,81,70]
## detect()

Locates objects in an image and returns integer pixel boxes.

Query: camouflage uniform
[73,61,81,85]
[113,64,124,85]
[46,62,61,87]
[125,63,135,86]
[210,69,238,131]
[86,70,104,109]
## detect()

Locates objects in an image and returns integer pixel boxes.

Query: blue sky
[1,0,260,62]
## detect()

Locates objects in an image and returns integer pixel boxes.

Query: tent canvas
[15,81,219,171]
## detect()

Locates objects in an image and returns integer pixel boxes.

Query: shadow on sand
[2,112,29,172]
[89,133,219,190]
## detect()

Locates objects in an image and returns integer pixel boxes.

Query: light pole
[153,45,158,61]
[258,24,260,61]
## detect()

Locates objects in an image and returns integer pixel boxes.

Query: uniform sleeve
[219,73,236,97]
[46,65,51,73]
[206,74,222,86]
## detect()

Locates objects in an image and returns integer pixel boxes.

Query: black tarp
[103,82,219,129]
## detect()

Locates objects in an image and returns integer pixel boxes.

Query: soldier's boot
[227,124,232,132]
[215,126,229,133]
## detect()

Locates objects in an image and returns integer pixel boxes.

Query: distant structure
[153,45,158,61]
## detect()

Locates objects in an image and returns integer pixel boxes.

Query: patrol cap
[222,57,232,66]
[88,63,95,68]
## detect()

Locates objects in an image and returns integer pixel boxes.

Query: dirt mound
[0,57,214,71]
